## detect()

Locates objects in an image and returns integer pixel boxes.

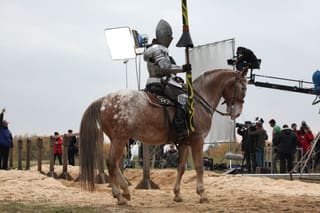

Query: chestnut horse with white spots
[79,69,248,205]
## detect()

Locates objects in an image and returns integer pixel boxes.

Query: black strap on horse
[193,90,231,117]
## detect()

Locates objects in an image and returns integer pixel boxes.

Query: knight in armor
[234,46,260,71]
[143,19,191,141]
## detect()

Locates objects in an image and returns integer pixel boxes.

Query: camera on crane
[227,58,236,66]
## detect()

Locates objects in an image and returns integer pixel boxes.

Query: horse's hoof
[200,197,209,203]
[123,193,131,201]
[174,196,183,202]
[117,199,128,205]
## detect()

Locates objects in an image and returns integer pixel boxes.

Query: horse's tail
[79,98,103,191]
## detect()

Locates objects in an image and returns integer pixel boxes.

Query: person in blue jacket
[0,108,13,170]
[312,70,320,94]
[312,70,320,105]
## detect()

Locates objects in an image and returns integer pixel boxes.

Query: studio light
[104,27,137,60]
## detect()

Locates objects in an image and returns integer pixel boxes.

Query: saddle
[143,90,186,143]
[143,90,175,107]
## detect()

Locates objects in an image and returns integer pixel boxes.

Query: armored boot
[174,105,189,141]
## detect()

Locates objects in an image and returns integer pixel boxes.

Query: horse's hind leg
[107,141,129,205]
[173,144,189,202]
[118,165,131,201]
[190,141,209,203]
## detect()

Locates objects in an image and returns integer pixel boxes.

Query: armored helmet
[155,19,173,47]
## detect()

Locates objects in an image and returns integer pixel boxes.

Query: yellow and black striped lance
[176,0,195,133]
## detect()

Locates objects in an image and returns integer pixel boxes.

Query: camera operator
[234,46,259,71]
[237,122,257,173]
[248,119,268,169]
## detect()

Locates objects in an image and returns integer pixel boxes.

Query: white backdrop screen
[189,38,236,143]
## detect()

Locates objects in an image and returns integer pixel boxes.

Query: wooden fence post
[58,135,73,180]
[25,138,31,170]
[37,137,43,173]
[47,136,57,178]
[17,139,23,170]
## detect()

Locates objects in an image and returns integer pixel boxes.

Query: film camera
[227,57,261,69]
[227,58,236,66]
[236,118,264,131]
[236,121,256,129]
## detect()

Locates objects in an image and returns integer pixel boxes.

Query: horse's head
[222,70,248,120]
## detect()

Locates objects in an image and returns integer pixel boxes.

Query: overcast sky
[1,0,319,139]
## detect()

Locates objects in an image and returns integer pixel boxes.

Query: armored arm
[144,44,183,76]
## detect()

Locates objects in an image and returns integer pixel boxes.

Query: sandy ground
[1,165,320,213]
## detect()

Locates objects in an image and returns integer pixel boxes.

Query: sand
[1,165,320,212]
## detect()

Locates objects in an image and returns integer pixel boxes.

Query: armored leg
[174,105,189,141]
[164,84,189,141]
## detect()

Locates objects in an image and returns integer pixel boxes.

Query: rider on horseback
[144,19,191,141]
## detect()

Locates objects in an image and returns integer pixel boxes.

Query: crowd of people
[237,117,317,174]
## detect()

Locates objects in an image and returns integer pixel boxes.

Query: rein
[194,90,231,116]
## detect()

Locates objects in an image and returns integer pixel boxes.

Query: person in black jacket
[237,125,257,173]
[274,124,299,173]
[67,129,78,166]
[234,46,260,71]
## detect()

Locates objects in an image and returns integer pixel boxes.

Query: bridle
[195,72,246,117]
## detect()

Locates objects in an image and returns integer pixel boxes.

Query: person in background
[299,121,314,172]
[291,123,303,163]
[53,132,63,165]
[269,119,281,173]
[67,129,78,166]
[162,144,179,168]
[237,123,256,173]
[299,121,314,155]
[312,69,320,104]
[291,123,303,142]
[249,118,268,169]
[274,124,299,173]
[0,108,13,170]
[126,138,136,160]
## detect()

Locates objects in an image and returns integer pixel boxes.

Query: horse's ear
[241,68,248,78]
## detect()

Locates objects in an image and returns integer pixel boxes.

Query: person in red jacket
[53,132,63,165]
[299,121,314,155]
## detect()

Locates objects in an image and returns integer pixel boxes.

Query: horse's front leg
[190,141,209,203]
[173,144,189,202]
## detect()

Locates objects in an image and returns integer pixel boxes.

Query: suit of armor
[144,19,189,140]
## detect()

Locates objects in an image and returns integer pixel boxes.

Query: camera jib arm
[248,71,316,95]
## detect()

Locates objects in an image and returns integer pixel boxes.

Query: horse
[79,69,248,205]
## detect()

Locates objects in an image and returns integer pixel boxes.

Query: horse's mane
[193,70,212,91]
[193,69,246,90]
[192,69,247,103]
[193,69,226,92]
